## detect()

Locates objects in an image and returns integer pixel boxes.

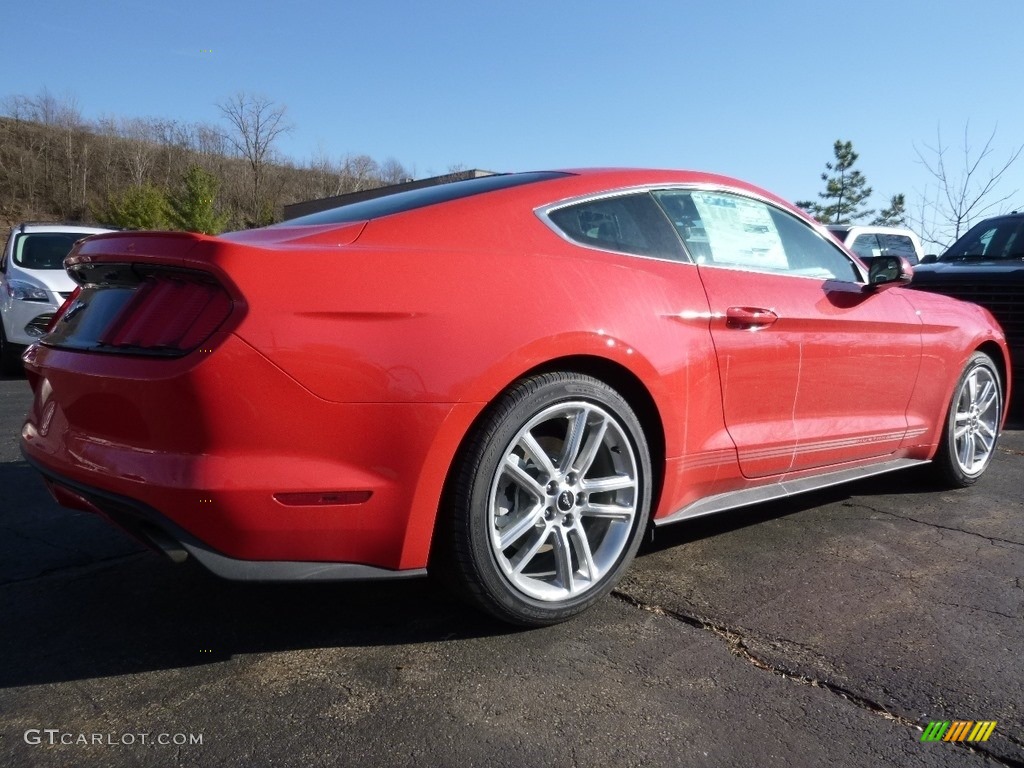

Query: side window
[876,234,917,261]
[849,234,881,260]
[948,219,1024,259]
[652,190,860,281]
[991,222,1024,257]
[546,194,684,260]
[767,208,861,281]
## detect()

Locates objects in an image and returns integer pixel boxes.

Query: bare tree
[192,122,229,159]
[217,93,292,226]
[118,117,157,187]
[342,154,381,192]
[92,115,121,200]
[379,157,411,185]
[30,89,84,216]
[151,118,193,187]
[19,87,82,128]
[308,143,341,198]
[912,124,1023,251]
[0,88,85,214]
[1,94,31,123]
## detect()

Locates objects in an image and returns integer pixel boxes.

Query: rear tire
[438,372,652,626]
[931,351,1002,487]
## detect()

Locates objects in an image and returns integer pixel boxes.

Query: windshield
[13,232,85,270]
[942,216,1024,261]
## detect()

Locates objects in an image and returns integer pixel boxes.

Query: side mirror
[868,255,914,289]
[920,254,939,264]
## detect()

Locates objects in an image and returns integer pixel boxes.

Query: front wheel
[931,351,1003,487]
[439,373,652,626]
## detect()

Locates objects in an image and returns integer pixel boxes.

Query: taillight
[98,273,233,353]
[46,286,82,333]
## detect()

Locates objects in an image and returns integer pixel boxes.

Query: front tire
[931,351,1002,487]
[440,373,652,626]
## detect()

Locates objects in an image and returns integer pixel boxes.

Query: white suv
[826,224,924,266]
[1,222,112,373]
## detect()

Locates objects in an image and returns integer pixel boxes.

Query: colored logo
[921,721,997,743]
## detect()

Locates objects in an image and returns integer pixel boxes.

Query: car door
[652,189,922,478]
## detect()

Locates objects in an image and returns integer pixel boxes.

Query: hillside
[0,112,408,232]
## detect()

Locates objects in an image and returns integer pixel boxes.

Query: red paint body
[20,170,1011,574]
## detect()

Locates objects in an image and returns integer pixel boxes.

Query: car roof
[217,167,820,250]
[550,168,789,201]
[12,222,113,235]
[826,224,918,236]
[277,168,803,229]
[968,212,1024,224]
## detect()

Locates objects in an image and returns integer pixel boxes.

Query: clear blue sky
[6,0,1023,237]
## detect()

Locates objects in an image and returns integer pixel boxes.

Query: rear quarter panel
[219,213,724,455]
[212,212,737,538]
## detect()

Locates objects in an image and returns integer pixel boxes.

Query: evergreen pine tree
[96,184,169,230]
[872,194,907,226]
[797,140,874,224]
[167,166,229,234]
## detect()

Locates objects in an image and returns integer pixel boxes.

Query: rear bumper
[23,451,425,581]
[20,334,478,572]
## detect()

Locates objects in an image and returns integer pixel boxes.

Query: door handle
[726,306,778,329]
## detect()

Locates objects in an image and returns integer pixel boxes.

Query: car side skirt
[656,457,930,526]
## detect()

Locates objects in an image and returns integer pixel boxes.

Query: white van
[1,222,112,373]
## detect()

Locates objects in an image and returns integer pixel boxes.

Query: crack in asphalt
[944,603,1022,621]
[612,589,1024,767]
[612,589,911,720]
[841,502,1024,549]
[997,446,1024,456]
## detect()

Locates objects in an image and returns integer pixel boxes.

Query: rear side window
[546,193,684,260]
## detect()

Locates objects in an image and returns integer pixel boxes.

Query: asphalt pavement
[1,374,1021,767]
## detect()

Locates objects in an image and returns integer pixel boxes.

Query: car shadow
[0,367,25,381]
[0,457,520,689]
[1005,398,1024,429]
[0,542,522,689]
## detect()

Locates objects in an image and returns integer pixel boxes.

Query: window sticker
[691,193,788,270]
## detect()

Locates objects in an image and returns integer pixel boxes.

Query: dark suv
[911,213,1023,411]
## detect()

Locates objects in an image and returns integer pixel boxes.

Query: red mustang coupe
[20,169,1010,625]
